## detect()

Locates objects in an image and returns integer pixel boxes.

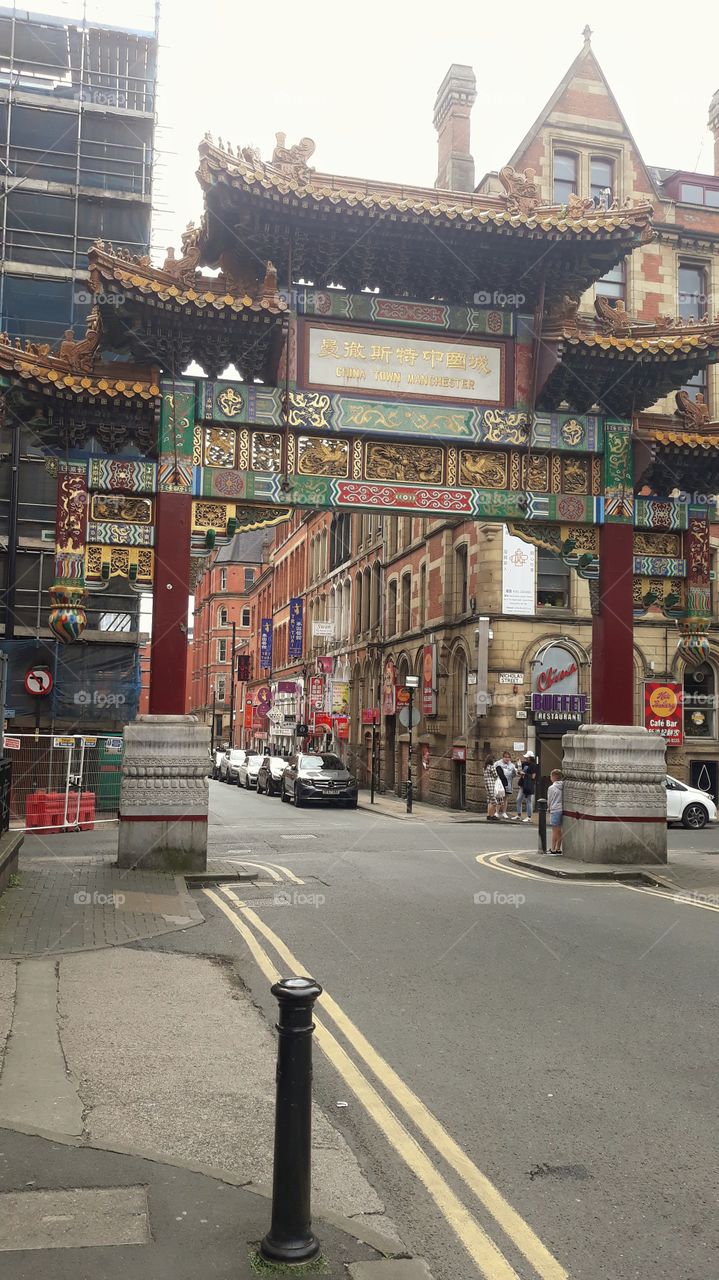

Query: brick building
[190,530,268,746]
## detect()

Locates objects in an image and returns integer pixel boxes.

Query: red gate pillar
[591,522,635,724]
[149,489,192,714]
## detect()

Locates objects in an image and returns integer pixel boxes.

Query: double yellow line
[205,885,567,1280]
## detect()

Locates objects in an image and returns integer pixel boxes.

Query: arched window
[218,606,228,627]
[400,571,411,633]
[684,663,716,739]
[387,579,398,636]
[370,561,381,629]
[451,646,469,737]
[362,566,371,631]
[419,562,427,624]
[355,573,363,634]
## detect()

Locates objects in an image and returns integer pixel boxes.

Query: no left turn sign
[24,666,53,696]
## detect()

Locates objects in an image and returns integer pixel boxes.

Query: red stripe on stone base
[119,814,208,822]
[563,810,665,824]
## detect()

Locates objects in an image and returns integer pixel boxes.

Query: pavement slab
[0,1127,382,1280]
[0,858,203,958]
[58,947,394,1229]
[0,960,83,1136]
[0,1185,150,1250]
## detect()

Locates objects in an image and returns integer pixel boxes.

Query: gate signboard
[644,681,683,746]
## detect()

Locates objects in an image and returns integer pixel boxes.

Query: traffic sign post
[404,676,420,814]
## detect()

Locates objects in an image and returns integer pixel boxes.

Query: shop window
[553,152,577,204]
[537,553,570,609]
[590,157,614,205]
[684,664,716,739]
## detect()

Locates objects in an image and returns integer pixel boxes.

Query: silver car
[220,749,247,784]
[238,753,264,790]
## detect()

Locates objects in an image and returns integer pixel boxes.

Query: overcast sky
[151,0,719,249]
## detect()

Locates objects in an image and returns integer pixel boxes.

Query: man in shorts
[547,769,563,854]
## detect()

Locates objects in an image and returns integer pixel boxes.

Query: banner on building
[243,698,253,729]
[260,619,273,669]
[289,598,304,659]
[644,681,683,746]
[309,676,325,711]
[312,620,335,639]
[331,680,350,714]
[313,712,332,734]
[334,715,349,740]
[255,685,271,720]
[317,655,333,674]
[422,643,437,716]
[382,659,396,715]
[502,527,535,615]
[361,708,380,725]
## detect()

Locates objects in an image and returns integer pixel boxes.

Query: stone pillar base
[562,724,667,865]
[118,715,210,872]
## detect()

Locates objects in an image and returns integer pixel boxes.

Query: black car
[281,752,358,808]
[257,756,288,796]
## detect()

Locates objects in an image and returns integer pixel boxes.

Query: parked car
[211,749,226,780]
[281,753,358,808]
[666,775,717,829]
[219,749,247,784]
[257,756,289,796]
[238,753,264,789]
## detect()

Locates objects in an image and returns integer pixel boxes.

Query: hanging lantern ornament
[48,584,87,643]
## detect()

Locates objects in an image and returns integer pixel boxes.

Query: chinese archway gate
[2,135,719,868]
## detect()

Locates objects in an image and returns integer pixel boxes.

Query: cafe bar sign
[303,323,504,405]
[531,644,587,723]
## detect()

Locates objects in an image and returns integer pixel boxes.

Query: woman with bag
[483,753,500,822]
[514,751,537,823]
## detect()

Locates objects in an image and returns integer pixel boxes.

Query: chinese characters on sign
[309,676,325,711]
[305,324,503,404]
[289,597,304,659]
[644,681,683,746]
[260,619,273,669]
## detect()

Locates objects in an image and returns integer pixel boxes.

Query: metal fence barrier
[2,732,124,832]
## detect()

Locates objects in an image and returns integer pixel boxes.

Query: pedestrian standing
[494,751,517,820]
[483,753,499,822]
[514,751,538,823]
[547,769,563,853]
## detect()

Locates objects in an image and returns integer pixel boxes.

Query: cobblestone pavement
[0,836,203,958]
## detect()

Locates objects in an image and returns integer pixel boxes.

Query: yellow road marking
[235,860,283,882]
[218,885,567,1280]
[204,888,521,1280]
[273,862,305,884]
[620,881,719,913]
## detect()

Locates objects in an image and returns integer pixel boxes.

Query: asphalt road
[177,781,719,1280]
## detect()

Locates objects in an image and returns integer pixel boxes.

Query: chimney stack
[709,89,719,176]
[433,64,477,193]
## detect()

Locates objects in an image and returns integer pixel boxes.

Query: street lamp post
[210,686,216,755]
[405,675,419,815]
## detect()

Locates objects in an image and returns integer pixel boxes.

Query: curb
[509,854,672,886]
[0,1121,406,1259]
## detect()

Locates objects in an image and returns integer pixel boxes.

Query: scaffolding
[0,1,159,342]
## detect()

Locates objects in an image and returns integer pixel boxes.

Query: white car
[238,753,264,790]
[219,749,247,784]
[666,775,717,829]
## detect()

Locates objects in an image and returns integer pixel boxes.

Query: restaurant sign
[531,644,587,723]
[304,323,503,404]
[644,681,683,746]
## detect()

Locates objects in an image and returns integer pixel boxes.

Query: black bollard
[260,976,323,1264]
[537,797,547,854]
